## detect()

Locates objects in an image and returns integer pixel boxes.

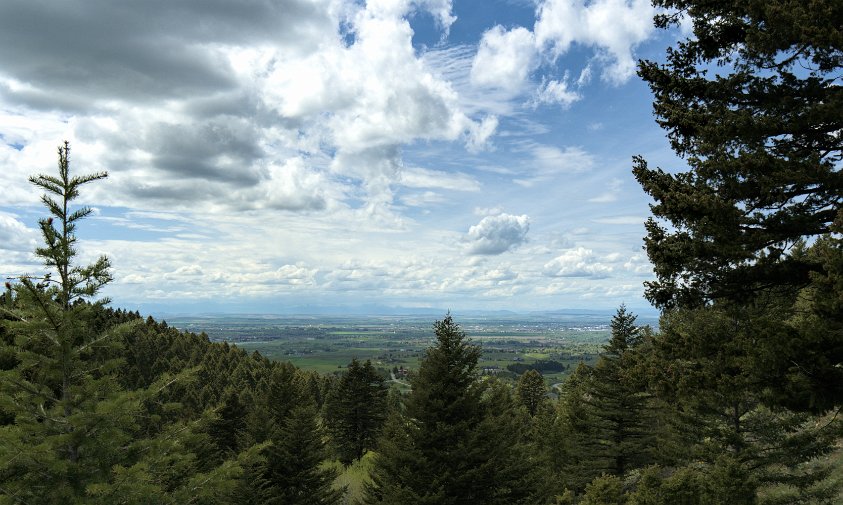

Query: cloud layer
[0,0,667,312]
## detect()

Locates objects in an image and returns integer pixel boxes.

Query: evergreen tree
[633,0,843,411]
[551,307,666,493]
[628,5,843,500]
[634,0,842,310]
[580,474,624,505]
[262,404,343,505]
[516,369,547,417]
[0,142,138,503]
[0,143,253,503]
[206,387,247,459]
[365,314,537,504]
[549,363,606,493]
[649,306,842,500]
[604,304,640,359]
[324,358,388,464]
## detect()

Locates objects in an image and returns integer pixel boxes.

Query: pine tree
[262,404,343,505]
[206,387,247,459]
[365,314,538,504]
[0,143,254,503]
[649,306,842,500]
[628,6,842,500]
[516,369,547,417]
[593,307,662,476]
[580,474,624,505]
[634,0,842,310]
[324,358,388,464]
[633,0,843,411]
[0,142,140,503]
[551,307,665,492]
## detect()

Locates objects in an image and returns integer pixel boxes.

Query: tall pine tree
[633,0,843,412]
[324,358,388,464]
[0,142,139,503]
[0,143,255,503]
[365,314,538,505]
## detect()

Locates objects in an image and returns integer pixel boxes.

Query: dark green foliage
[650,306,842,499]
[0,144,140,503]
[549,307,666,493]
[634,0,843,310]
[634,0,843,414]
[207,387,248,459]
[28,143,111,309]
[580,474,624,505]
[629,7,843,502]
[365,314,538,505]
[0,143,259,503]
[507,359,567,374]
[324,358,388,464]
[262,405,343,505]
[516,369,547,416]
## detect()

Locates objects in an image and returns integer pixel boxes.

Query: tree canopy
[634,0,842,310]
[634,0,843,412]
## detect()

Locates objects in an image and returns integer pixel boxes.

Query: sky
[0,0,689,316]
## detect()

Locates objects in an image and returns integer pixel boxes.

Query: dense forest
[2,0,842,503]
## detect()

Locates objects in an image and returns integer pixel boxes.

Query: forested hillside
[2,0,842,503]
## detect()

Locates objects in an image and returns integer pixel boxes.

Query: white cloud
[473,206,504,216]
[623,253,653,276]
[0,0,662,312]
[592,215,646,225]
[543,247,613,278]
[400,191,445,207]
[465,0,657,110]
[0,213,37,254]
[471,26,536,92]
[246,157,331,212]
[534,0,655,84]
[531,76,581,108]
[0,0,493,221]
[465,115,499,152]
[466,213,530,255]
[532,145,593,172]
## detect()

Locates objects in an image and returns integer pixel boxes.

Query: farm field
[166,312,653,384]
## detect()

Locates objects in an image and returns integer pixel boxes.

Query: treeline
[5,287,840,503]
[507,359,567,375]
[1,284,393,503]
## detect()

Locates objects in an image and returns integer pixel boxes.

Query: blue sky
[0,0,686,315]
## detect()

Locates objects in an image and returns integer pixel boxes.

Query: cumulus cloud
[246,157,330,212]
[0,0,658,311]
[534,0,656,84]
[468,0,657,104]
[543,247,613,278]
[623,253,654,276]
[471,26,536,92]
[466,213,530,255]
